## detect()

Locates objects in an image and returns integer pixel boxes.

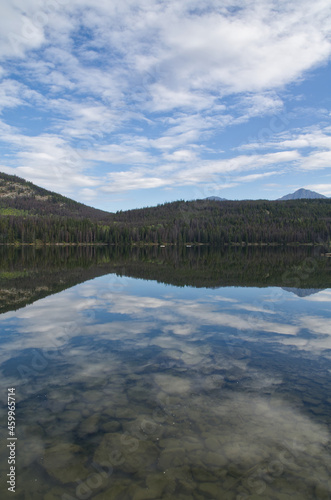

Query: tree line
[0,199,330,246]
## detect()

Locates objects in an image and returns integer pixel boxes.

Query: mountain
[0,171,110,220]
[205,196,228,201]
[278,188,327,201]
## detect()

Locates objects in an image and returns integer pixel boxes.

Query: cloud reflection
[1,279,330,371]
[0,276,330,498]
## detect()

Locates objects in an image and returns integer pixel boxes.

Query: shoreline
[0,242,328,248]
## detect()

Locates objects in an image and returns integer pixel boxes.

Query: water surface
[0,247,330,499]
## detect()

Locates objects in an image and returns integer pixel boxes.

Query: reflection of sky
[1,277,331,363]
[0,275,330,412]
[0,276,330,497]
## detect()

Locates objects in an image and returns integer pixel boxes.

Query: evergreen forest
[1,172,331,246]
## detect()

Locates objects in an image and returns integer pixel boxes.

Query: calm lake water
[0,246,331,499]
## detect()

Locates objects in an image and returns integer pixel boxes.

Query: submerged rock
[146,472,170,496]
[130,485,162,500]
[43,442,89,483]
[204,451,228,468]
[78,413,100,435]
[191,467,220,483]
[44,486,72,500]
[154,374,192,395]
[199,481,224,497]
[93,479,131,500]
[94,433,159,474]
[204,436,221,453]
[158,447,186,469]
[61,410,81,421]
[101,420,121,433]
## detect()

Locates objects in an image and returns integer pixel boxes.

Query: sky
[0,0,331,212]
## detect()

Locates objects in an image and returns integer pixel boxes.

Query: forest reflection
[0,244,330,315]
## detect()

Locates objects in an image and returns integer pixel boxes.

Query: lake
[0,246,330,499]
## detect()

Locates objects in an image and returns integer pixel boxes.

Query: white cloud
[0,80,24,111]
[232,92,285,123]
[237,126,331,178]
[101,150,299,192]
[0,0,46,59]
[2,1,331,111]
[163,149,198,162]
[135,0,331,100]
[0,127,100,193]
[0,0,331,200]
[301,150,331,171]
[241,127,331,152]
[305,184,331,196]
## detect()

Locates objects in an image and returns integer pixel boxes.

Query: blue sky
[0,0,331,212]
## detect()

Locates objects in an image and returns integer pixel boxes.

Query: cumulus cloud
[237,126,331,181]
[0,0,331,200]
[305,184,331,196]
[240,126,331,152]
[100,151,298,192]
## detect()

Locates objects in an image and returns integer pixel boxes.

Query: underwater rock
[83,390,101,402]
[272,494,302,500]
[43,442,89,483]
[92,479,131,500]
[121,414,161,440]
[204,451,228,468]
[198,481,224,497]
[78,413,100,435]
[315,483,331,499]
[126,385,155,403]
[145,472,170,496]
[166,465,196,493]
[101,420,122,433]
[191,467,220,483]
[131,485,162,500]
[204,436,221,453]
[158,447,186,469]
[183,437,204,453]
[44,486,72,500]
[9,467,47,500]
[61,410,81,422]
[94,432,159,474]
[154,374,192,395]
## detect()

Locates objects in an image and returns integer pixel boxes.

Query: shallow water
[0,248,331,499]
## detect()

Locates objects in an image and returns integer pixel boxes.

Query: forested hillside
[106,198,331,246]
[0,171,109,220]
[1,172,331,246]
